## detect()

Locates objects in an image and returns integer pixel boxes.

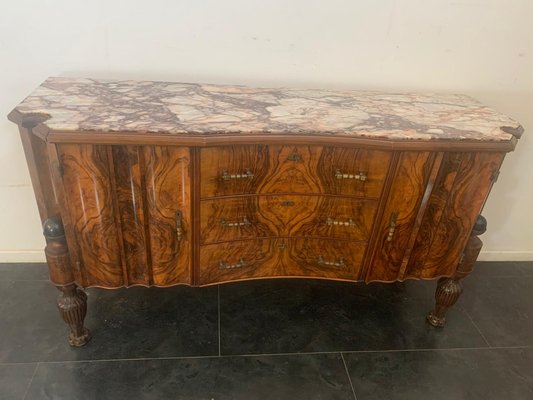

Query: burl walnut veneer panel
[198,238,366,285]
[200,195,377,244]
[201,145,391,198]
[7,77,523,346]
[59,144,192,287]
[405,152,506,279]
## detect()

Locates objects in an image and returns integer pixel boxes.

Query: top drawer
[200,145,391,198]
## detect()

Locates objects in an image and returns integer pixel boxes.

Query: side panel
[405,152,505,278]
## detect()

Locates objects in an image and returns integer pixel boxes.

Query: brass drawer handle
[326,217,355,227]
[219,258,247,270]
[221,217,252,228]
[387,211,398,242]
[335,169,367,181]
[221,168,254,181]
[317,256,346,268]
[175,210,184,241]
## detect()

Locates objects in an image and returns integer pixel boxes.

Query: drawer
[200,195,377,244]
[200,145,391,198]
[198,238,366,284]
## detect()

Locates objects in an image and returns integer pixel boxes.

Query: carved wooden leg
[427,215,486,327]
[57,284,91,347]
[44,217,91,346]
[427,277,463,327]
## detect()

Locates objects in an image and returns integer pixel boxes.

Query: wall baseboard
[477,251,533,262]
[0,250,532,263]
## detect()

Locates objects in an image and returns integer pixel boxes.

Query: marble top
[11,77,522,142]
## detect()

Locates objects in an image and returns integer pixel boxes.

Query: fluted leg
[57,284,91,347]
[427,215,486,327]
[43,217,91,346]
[427,277,463,327]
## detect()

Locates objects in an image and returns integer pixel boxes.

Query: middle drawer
[200,194,377,244]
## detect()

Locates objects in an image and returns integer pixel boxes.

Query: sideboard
[8,77,523,346]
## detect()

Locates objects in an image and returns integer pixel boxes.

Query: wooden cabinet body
[45,143,505,288]
[8,78,522,346]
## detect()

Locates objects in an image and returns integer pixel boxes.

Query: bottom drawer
[198,238,366,284]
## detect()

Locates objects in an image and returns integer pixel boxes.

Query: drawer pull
[221,169,254,181]
[386,211,399,242]
[219,258,247,270]
[317,256,346,268]
[221,217,252,228]
[281,200,295,207]
[175,210,184,241]
[326,217,355,227]
[335,169,367,181]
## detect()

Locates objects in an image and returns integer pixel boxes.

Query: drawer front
[200,145,391,198]
[198,238,366,284]
[200,195,377,244]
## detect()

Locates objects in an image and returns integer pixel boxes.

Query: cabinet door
[365,152,436,282]
[142,146,192,286]
[59,144,192,287]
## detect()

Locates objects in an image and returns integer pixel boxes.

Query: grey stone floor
[0,261,532,399]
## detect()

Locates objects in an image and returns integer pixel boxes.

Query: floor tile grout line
[0,362,37,366]
[341,352,358,400]
[4,345,533,366]
[218,285,221,357]
[463,308,492,348]
[21,362,39,400]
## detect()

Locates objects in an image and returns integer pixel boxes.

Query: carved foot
[57,284,91,347]
[427,215,486,327]
[427,277,463,327]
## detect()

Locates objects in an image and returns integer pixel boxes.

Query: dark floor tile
[461,276,533,346]
[343,348,533,400]
[0,281,218,363]
[471,261,533,278]
[0,263,48,281]
[0,363,37,400]
[220,279,486,355]
[0,281,15,306]
[519,261,533,276]
[25,354,353,400]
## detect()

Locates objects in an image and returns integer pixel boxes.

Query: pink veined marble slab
[10,77,522,142]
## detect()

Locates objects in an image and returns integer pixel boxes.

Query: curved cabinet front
[59,144,192,287]
[55,142,504,288]
[198,238,367,285]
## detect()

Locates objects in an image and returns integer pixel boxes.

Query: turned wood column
[43,217,91,347]
[427,215,486,327]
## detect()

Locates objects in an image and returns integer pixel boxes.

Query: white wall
[1,0,532,262]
